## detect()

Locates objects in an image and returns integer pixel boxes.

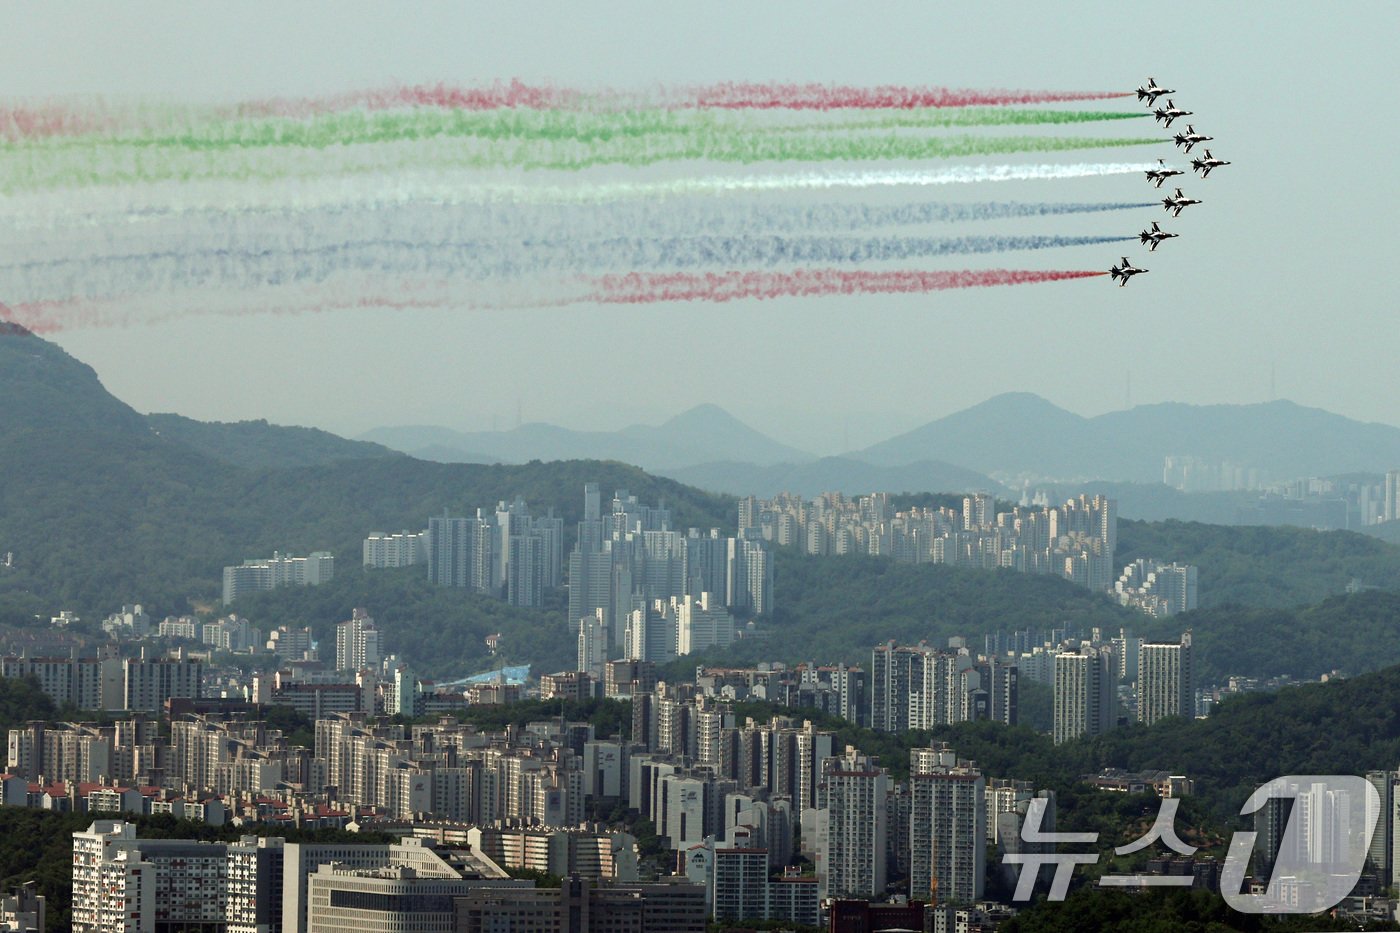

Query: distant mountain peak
[969,392,1081,418]
[0,320,34,338]
[661,403,749,430]
[670,401,731,419]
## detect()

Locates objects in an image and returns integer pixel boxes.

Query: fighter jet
[1173,125,1213,153]
[1162,187,1202,217]
[1110,257,1148,286]
[1136,77,1175,107]
[1144,158,1185,188]
[1190,149,1231,178]
[1139,221,1179,251]
[1153,100,1193,128]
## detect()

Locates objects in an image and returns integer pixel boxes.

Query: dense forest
[999,887,1368,932]
[1137,589,1400,683]
[145,412,403,469]
[1118,518,1400,608]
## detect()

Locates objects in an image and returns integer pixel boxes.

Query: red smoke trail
[0,292,453,333]
[239,81,1127,116]
[0,277,570,332]
[3,82,1132,140]
[585,269,1106,304]
[684,82,1131,109]
[0,104,111,142]
[234,80,582,119]
[2,270,1107,332]
[0,297,85,334]
[0,302,35,336]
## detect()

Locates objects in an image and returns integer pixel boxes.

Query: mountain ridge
[857,392,1400,482]
[360,403,815,470]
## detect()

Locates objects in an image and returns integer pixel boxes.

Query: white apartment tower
[909,746,986,905]
[335,610,381,673]
[816,749,888,900]
[1137,632,1193,725]
[1053,647,1116,745]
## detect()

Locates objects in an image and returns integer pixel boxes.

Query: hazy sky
[4,1,1397,454]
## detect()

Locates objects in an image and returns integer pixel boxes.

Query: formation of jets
[1111,78,1230,286]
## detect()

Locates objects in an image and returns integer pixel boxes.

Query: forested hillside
[1118,518,1400,608]
[146,412,403,469]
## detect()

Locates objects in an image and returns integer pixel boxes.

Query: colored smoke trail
[1,266,1111,332]
[14,107,1149,153]
[1,83,1134,141]
[682,82,1130,110]
[0,78,1156,323]
[0,276,576,333]
[0,130,1165,192]
[1,201,1157,254]
[0,303,29,336]
[238,81,1131,116]
[0,104,112,142]
[0,164,1167,220]
[585,268,1108,304]
[1,234,1134,303]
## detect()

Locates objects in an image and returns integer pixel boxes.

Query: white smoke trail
[0,162,1161,228]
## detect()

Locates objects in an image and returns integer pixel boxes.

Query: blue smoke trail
[4,234,1136,303]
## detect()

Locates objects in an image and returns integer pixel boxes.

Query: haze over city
[4,3,1400,931]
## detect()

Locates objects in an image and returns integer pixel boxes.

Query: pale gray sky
[4,1,1397,453]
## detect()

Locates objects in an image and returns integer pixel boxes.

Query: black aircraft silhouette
[1136,77,1175,107]
[1173,125,1213,153]
[1144,159,1184,188]
[1110,256,1148,286]
[1191,149,1231,178]
[1162,187,1202,218]
[1139,221,1179,251]
[1153,100,1193,128]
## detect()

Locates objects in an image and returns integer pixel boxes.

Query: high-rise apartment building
[1052,647,1116,745]
[727,536,773,616]
[73,821,286,933]
[1137,633,1193,725]
[909,746,985,905]
[123,656,202,713]
[507,532,545,607]
[872,642,1016,733]
[816,749,888,900]
[672,591,736,657]
[1,650,125,711]
[222,551,333,606]
[334,610,381,673]
[1117,559,1199,616]
[427,510,495,593]
[577,611,609,682]
[362,530,429,568]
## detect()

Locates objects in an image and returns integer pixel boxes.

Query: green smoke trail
[10,106,1148,152]
[0,131,1163,193]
